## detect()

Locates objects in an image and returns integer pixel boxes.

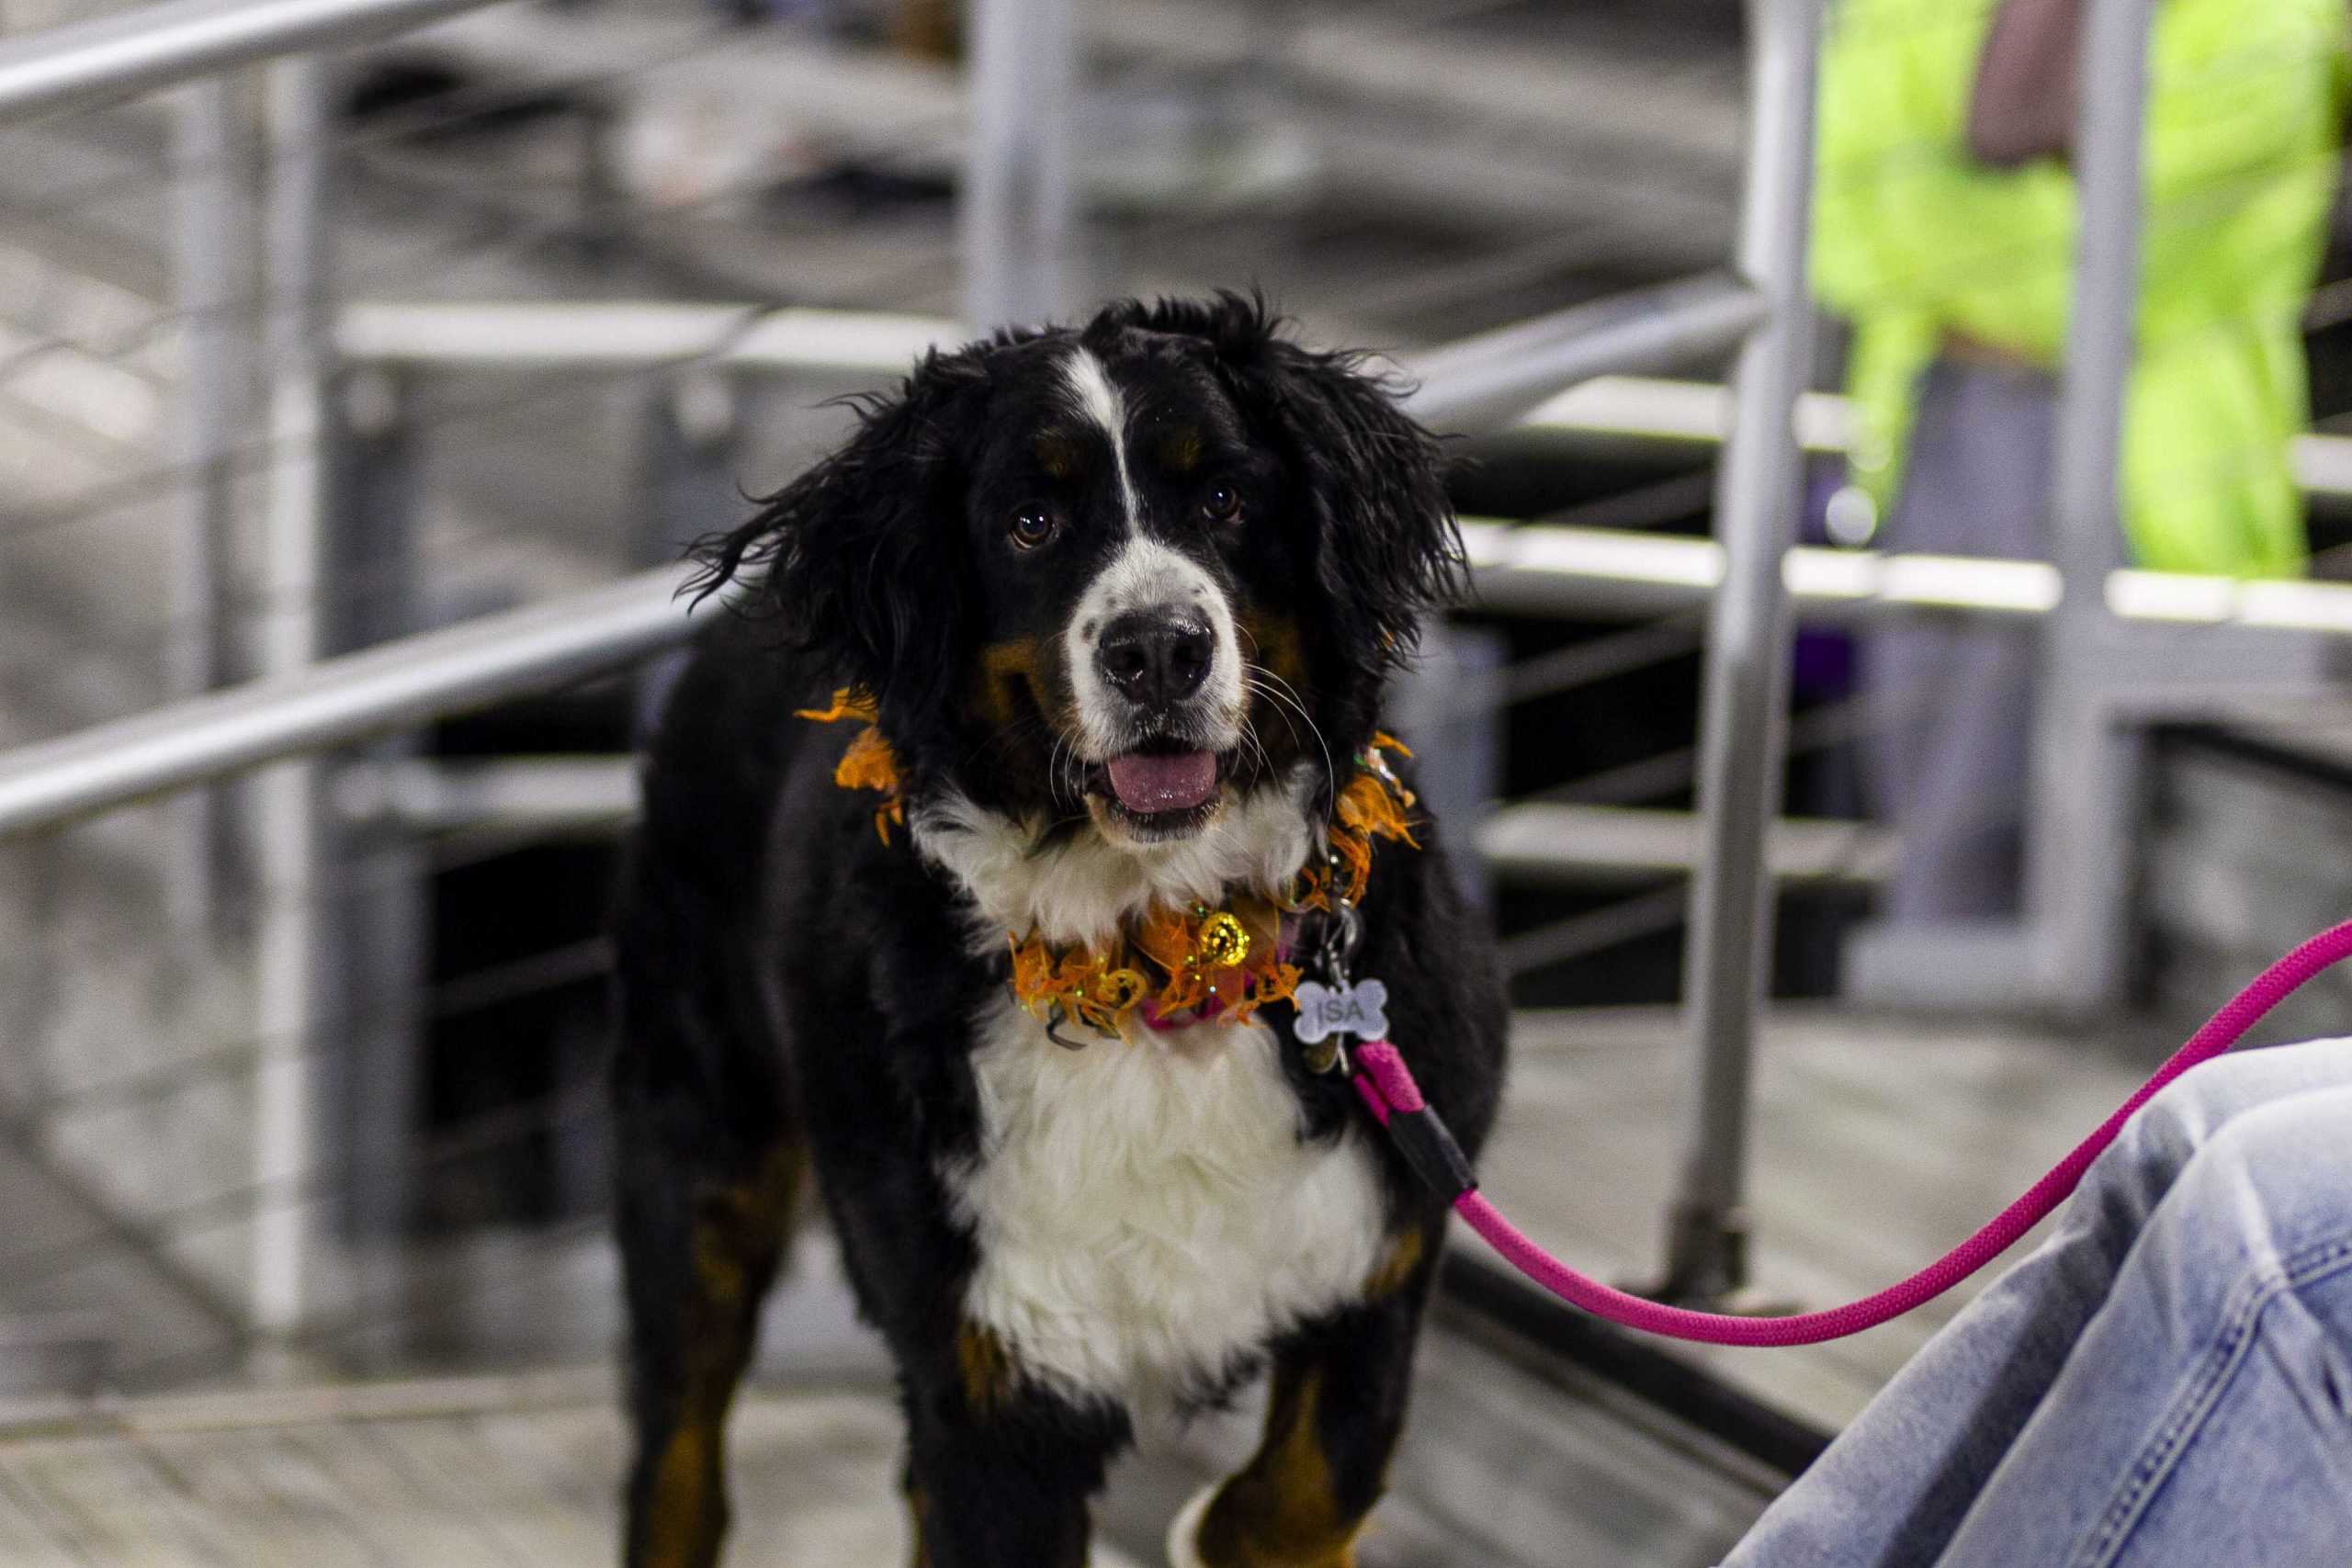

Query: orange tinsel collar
[795,687,906,843]
[797,687,1419,1035]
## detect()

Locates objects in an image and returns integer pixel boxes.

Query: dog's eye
[1008,505,1059,550]
[1202,484,1244,525]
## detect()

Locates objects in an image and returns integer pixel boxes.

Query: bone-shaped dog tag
[1291,977,1390,1044]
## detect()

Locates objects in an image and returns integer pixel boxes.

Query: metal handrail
[337,276,1767,417]
[336,303,963,378]
[8,509,2352,843]
[334,302,2352,502]
[0,0,508,125]
[0,267,1763,836]
[1516,375,2352,504]
[0,567,701,839]
[1399,274,1761,430]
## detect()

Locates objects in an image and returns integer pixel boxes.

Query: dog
[609,293,1508,1568]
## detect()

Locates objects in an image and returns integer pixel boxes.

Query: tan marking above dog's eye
[978,638,1042,725]
[1034,434,1078,479]
[981,638,1040,679]
[1159,427,1203,472]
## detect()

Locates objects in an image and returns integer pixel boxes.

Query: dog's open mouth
[1104,750,1217,813]
[1086,739,1226,837]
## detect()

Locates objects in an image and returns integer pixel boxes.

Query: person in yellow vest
[1814,0,2346,931]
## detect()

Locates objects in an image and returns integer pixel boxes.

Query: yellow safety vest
[1814,0,2346,577]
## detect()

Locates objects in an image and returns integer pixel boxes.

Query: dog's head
[698,295,1458,932]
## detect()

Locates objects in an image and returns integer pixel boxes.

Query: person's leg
[1876,612,2032,921]
[1863,363,2052,924]
[1724,1036,2352,1568]
[1933,1076,2352,1567]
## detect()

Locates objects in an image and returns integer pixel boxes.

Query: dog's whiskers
[1242,676,1307,775]
[1245,666,1332,798]
[1047,728,1081,807]
[1236,714,1274,786]
[1248,662,1315,723]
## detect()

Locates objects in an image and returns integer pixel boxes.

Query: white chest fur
[945,996,1386,1409]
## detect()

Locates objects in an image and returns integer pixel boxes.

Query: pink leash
[1349,918,2352,1348]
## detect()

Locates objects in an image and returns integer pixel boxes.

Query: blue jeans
[1724,1037,2352,1568]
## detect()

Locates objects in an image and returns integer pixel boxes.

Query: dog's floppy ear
[1114,292,1463,671]
[688,347,989,717]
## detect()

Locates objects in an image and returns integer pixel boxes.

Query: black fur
[613,295,1507,1568]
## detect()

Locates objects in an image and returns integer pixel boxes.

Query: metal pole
[251,52,333,1348]
[2024,0,2152,1011]
[631,372,742,735]
[960,0,1077,331]
[336,301,958,375]
[0,0,503,126]
[0,566,707,842]
[1402,273,1764,432]
[165,74,246,935]
[1655,0,1824,1306]
[332,372,426,1255]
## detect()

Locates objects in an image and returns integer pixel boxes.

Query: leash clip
[1305,1034,1351,1077]
[1295,899,1387,1076]
[1310,898,1363,989]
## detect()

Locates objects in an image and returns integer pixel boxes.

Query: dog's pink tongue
[1106,750,1217,814]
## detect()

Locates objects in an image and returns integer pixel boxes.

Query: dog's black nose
[1097,611,1214,706]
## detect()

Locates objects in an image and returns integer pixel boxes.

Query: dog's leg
[899,1458,932,1567]
[895,1322,1126,1568]
[614,1074,804,1568]
[1174,1223,1443,1568]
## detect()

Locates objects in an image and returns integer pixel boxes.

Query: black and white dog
[609,294,1507,1568]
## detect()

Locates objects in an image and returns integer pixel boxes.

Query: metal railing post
[631,372,742,735]
[251,51,334,1348]
[332,368,424,1248]
[1655,0,1824,1305]
[165,73,248,933]
[961,0,1077,331]
[2025,0,2153,1012]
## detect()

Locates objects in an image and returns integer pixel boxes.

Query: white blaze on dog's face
[896,331,1334,946]
[921,330,1313,874]
[717,298,1460,946]
[1055,349,1250,849]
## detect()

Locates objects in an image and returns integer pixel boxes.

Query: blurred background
[0,0,2347,1562]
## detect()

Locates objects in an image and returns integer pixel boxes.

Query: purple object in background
[1793,455,1856,698]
